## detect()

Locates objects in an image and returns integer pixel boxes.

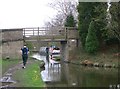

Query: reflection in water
[32,54,118,87]
[32,53,43,61]
[62,64,118,87]
[32,54,61,82]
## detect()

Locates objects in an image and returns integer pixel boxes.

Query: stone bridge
[23,27,79,61]
[1,29,23,59]
[1,27,79,61]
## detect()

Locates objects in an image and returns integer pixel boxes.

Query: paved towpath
[1,60,33,88]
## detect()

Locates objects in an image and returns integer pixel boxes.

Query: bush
[85,21,99,54]
[105,37,119,45]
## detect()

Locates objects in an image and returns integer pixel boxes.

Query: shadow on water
[32,54,119,87]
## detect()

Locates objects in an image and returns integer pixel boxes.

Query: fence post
[33,28,34,36]
[38,27,39,36]
[65,27,67,40]
[23,28,25,43]
[38,27,40,51]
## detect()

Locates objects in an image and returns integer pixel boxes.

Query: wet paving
[0,67,18,88]
[32,53,119,87]
[0,74,16,88]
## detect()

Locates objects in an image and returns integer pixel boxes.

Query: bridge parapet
[2,29,23,42]
[23,27,78,41]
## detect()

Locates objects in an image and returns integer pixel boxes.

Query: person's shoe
[22,66,26,69]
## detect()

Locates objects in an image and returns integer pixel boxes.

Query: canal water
[32,54,119,87]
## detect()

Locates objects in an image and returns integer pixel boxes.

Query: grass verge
[2,59,20,75]
[12,59,45,87]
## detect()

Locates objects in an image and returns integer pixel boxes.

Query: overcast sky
[0,0,57,29]
[0,0,119,29]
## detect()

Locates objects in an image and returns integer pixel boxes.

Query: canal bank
[68,45,119,68]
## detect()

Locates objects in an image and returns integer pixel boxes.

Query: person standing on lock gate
[46,47,49,63]
[21,45,29,69]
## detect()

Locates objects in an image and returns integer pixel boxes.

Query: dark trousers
[22,55,28,66]
[46,54,49,63]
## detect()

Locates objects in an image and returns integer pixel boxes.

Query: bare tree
[49,0,77,17]
[45,0,78,28]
